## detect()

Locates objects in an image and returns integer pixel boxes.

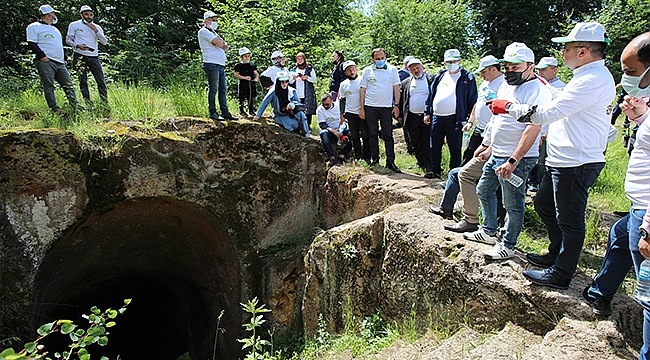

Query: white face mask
[208,21,218,31]
[621,66,650,98]
[51,16,58,25]
[446,62,460,72]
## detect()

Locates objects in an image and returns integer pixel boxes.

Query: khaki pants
[458,156,485,224]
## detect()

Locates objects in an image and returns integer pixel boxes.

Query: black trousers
[462,127,484,165]
[405,112,431,169]
[346,112,370,161]
[365,106,395,164]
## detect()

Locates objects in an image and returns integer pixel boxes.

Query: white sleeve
[360,68,368,88]
[26,24,38,42]
[392,68,400,86]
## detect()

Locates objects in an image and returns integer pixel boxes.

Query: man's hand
[620,95,649,120]
[487,99,510,115]
[85,22,98,33]
[423,114,431,125]
[40,56,50,62]
[477,146,491,161]
[392,105,399,118]
[640,237,650,259]
[339,114,345,125]
[462,122,473,132]
[495,162,516,180]
[359,108,365,120]
[77,44,90,50]
[245,76,252,81]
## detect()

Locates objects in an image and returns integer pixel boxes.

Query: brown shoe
[444,220,479,233]
[428,205,453,219]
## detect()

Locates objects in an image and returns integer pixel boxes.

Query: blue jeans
[587,208,649,359]
[533,163,604,280]
[430,114,462,174]
[203,63,230,116]
[320,129,352,158]
[440,167,461,211]
[477,156,536,249]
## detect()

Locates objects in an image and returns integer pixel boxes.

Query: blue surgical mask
[445,63,460,72]
[621,66,650,97]
[375,59,386,68]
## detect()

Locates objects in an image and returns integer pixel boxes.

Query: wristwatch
[507,157,519,166]
[641,228,649,241]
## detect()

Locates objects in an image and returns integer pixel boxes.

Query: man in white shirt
[260,51,289,89]
[424,49,478,179]
[66,5,108,105]
[339,61,369,162]
[463,43,552,260]
[535,57,566,89]
[359,48,402,172]
[490,22,616,288]
[198,11,236,121]
[318,94,351,165]
[26,4,77,111]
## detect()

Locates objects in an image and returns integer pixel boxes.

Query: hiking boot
[463,229,499,245]
[582,286,613,317]
[483,242,515,260]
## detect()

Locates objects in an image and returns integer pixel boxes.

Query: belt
[408,111,424,116]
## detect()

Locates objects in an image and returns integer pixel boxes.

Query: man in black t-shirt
[234,47,259,117]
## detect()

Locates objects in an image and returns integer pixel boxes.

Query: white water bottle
[505,173,524,187]
[462,131,470,149]
[635,259,650,302]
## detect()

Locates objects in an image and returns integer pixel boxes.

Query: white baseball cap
[342,60,356,70]
[79,5,93,13]
[203,11,217,20]
[276,71,290,81]
[407,58,422,67]
[535,57,559,69]
[474,55,499,73]
[39,4,59,15]
[238,47,251,56]
[500,42,535,63]
[403,56,414,64]
[444,49,461,62]
[552,22,609,43]
[271,50,285,60]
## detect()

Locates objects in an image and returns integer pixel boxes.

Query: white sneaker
[463,229,499,245]
[483,242,515,260]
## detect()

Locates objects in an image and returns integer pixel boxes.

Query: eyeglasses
[562,45,585,51]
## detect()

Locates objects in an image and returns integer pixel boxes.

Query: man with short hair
[66,5,108,105]
[397,58,433,171]
[339,60,369,162]
[463,43,551,260]
[424,49,478,179]
[318,93,352,165]
[27,4,77,111]
[359,48,402,173]
[491,22,616,287]
[198,11,237,121]
[535,57,566,89]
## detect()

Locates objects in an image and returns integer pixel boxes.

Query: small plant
[238,297,275,360]
[340,244,359,260]
[0,299,131,360]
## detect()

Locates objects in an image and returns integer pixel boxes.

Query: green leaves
[37,321,56,336]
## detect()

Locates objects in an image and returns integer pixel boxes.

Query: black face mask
[347,75,357,80]
[504,64,532,85]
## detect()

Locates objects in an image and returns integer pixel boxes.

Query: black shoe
[522,268,570,290]
[424,172,441,179]
[582,286,613,317]
[386,163,402,173]
[444,220,479,233]
[209,113,222,121]
[369,159,379,166]
[239,111,248,117]
[222,113,238,120]
[526,253,556,267]
[428,205,453,220]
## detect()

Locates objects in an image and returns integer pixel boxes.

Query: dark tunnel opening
[31,198,242,359]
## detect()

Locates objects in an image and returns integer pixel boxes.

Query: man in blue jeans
[198,11,237,121]
[491,22,616,287]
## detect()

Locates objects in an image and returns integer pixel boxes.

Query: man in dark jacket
[398,58,433,171]
[424,49,478,178]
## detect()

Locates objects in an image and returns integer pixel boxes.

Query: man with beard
[339,60,370,162]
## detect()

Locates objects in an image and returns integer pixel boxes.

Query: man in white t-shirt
[260,51,290,89]
[339,61,369,162]
[463,42,552,261]
[26,4,77,111]
[491,22,616,288]
[424,49,478,179]
[318,94,351,165]
[359,48,402,173]
[66,5,108,105]
[535,57,566,89]
[198,11,236,121]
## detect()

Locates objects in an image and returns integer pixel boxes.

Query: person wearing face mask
[26,4,78,112]
[198,11,237,121]
[397,58,434,171]
[260,51,290,89]
[339,60,370,163]
[424,49,478,179]
[463,42,551,261]
[489,22,616,289]
[317,93,352,165]
[291,52,317,126]
[66,5,109,107]
[535,57,566,89]
[329,50,346,101]
[234,47,259,117]
[253,72,310,137]
[359,47,402,173]
[582,31,650,360]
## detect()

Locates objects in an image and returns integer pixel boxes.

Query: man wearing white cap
[535,57,565,89]
[26,4,78,111]
[66,5,109,105]
[260,51,289,89]
[397,58,433,171]
[398,55,414,82]
[464,43,551,260]
[489,22,616,288]
[339,60,370,162]
[198,10,237,121]
[424,49,478,179]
